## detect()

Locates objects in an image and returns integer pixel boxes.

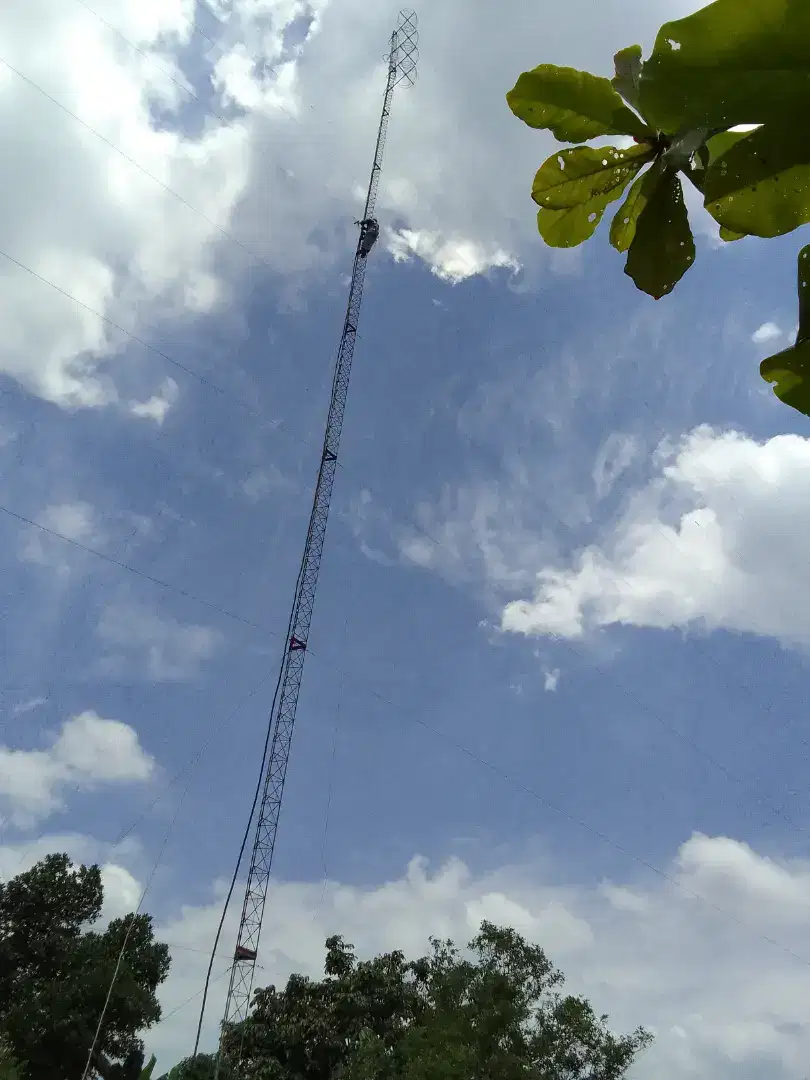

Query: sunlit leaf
[610,160,665,253]
[624,171,695,298]
[698,131,757,234]
[537,182,629,247]
[760,246,810,417]
[639,0,810,133]
[532,143,654,211]
[612,45,644,111]
[507,65,652,142]
[704,122,810,238]
[706,129,757,163]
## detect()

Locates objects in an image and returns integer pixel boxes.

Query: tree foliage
[140,1056,157,1080]
[0,1041,25,1080]
[218,921,651,1079]
[507,0,810,415]
[155,1055,230,1080]
[0,854,171,1080]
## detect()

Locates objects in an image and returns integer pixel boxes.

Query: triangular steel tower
[194,10,418,1070]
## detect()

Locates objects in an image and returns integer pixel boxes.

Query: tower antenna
[198,9,418,1063]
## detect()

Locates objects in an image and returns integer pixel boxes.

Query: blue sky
[3,0,810,1076]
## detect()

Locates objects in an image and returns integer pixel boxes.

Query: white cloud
[129,377,179,424]
[0,0,249,409]
[16,500,105,574]
[0,710,154,827]
[53,710,154,783]
[12,697,47,717]
[7,826,810,1079]
[502,426,810,651]
[356,305,690,610]
[17,499,98,552]
[143,833,810,1080]
[98,861,143,923]
[593,433,639,500]
[0,0,696,410]
[0,830,144,924]
[240,464,292,502]
[353,481,556,598]
[752,322,784,345]
[543,668,560,692]
[97,602,221,681]
[388,229,520,284]
[42,501,99,541]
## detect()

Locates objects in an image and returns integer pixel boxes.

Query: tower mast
[217,8,418,1041]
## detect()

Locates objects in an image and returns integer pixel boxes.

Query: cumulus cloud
[0,830,144,923]
[388,229,520,284]
[502,427,810,650]
[0,711,154,827]
[0,0,697,411]
[129,377,179,424]
[0,0,249,409]
[143,832,810,1080]
[97,601,221,681]
[355,302,693,610]
[98,861,143,923]
[752,322,783,345]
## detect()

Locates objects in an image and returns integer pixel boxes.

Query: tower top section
[390,9,418,87]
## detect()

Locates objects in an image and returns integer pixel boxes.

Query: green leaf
[507,64,652,142]
[681,131,748,196]
[532,143,654,210]
[796,244,810,341]
[610,160,665,253]
[704,122,810,238]
[706,129,756,163]
[760,247,810,418]
[683,144,711,193]
[682,161,705,194]
[662,128,709,172]
[639,0,810,133]
[761,339,810,417]
[537,181,629,248]
[612,45,643,111]
[624,171,695,298]
[694,131,758,233]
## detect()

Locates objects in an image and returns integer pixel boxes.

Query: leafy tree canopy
[0,854,170,1080]
[216,921,650,1079]
[155,1054,230,1080]
[507,0,810,416]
